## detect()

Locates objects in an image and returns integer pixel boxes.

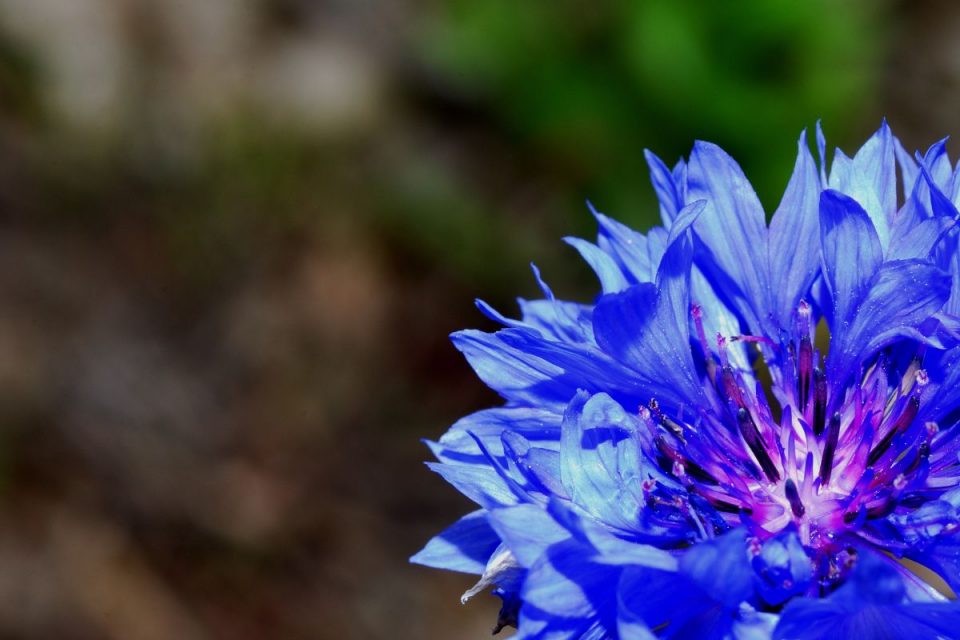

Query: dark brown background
[0,1,953,638]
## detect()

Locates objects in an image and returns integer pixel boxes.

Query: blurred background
[0,0,954,637]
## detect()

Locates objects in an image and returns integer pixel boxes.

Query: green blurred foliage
[419,0,883,227]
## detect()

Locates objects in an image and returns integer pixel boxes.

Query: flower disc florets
[414,123,960,638]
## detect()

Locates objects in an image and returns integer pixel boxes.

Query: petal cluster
[414,123,960,639]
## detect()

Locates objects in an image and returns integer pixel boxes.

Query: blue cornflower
[412,122,960,639]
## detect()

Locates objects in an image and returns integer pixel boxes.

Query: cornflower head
[413,122,960,639]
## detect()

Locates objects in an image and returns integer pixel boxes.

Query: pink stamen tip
[731,335,775,345]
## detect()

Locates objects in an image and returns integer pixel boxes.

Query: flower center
[643,301,938,586]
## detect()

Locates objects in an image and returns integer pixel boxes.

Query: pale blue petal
[768,130,822,329]
[564,237,630,294]
[688,141,771,334]
[410,509,500,574]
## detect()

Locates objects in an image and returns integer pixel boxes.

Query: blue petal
[501,431,566,497]
[895,135,920,198]
[917,345,960,424]
[752,530,813,606]
[768,130,822,329]
[591,202,656,284]
[678,528,754,609]
[887,212,956,262]
[410,510,501,574]
[946,235,960,316]
[645,149,685,226]
[493,328,656,407]
[521,538,619,631]
[517,297,595,344]
[690,267,750,371]
[829,121,897,249]
[818,189,883,385]
[543,498,680,569]
[592,203,707,409]
[819,189,882,327]
[559,392,647,533]
[564,237,630,294]
[687,141,771,333]
[732,607,779,640]
[426,461,521,508]
[646,226,669,270]
[451,328,643,410]
[908,535,960,596]
[617,529,754,639]
[487,504,569,568]
[431,406,561,465]
[774,551,960,640]
[919,137,953,189]
[773,600,960,640]
[816,120,828,185]
[827,259,950,393]
[898,489,960,593]
[619,566,721,638]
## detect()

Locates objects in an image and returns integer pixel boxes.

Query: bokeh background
[0,0,955,638]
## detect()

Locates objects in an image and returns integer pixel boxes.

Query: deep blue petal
[593,203,707,409]
[906,532,960,596]
[678,528,754,609]
[592,284,704,409]
[616,529,754,639]
[619,565,720,638]
[521,538,619,632]
[774,552,960,640]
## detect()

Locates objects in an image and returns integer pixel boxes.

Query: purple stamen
[812,367,827,436]
[736,407,780,482]
[818,412,842,486]
[798,336,813,408]
[784,479,805,518]
[867,396,919,467]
